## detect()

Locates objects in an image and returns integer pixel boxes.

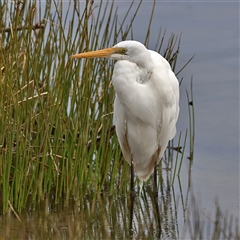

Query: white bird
[71,40,179,194]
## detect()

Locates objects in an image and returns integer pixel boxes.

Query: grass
[0,0,190,214]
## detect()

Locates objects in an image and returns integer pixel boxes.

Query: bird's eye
[121,48,127,55]
[116,47,127,55]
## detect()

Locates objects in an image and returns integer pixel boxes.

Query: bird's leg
[153,161,158,197]
[129,185,135,235]
[153,146,161,197]
[153,182,162,238]
[153,160,161,236]
[130,158,136,198]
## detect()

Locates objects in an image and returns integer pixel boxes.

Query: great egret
[71,40,179,195]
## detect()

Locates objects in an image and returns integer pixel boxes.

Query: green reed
[0,0,193,213]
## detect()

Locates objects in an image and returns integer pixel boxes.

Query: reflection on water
[1,168,238,239]
[1,186,183,239]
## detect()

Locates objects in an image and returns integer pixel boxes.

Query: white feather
[112,41,179,181]
[71,40,179,182]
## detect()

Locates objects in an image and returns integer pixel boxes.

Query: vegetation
[0,0,190,213]
[0,1,239,239]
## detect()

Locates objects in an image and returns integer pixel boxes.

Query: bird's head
[71,40,152,68]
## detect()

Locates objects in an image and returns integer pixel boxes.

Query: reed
[0,0,193,213]
[1,189,239,239]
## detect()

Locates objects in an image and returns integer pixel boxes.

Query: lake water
[157,2,239,219]
[1,1,239,239]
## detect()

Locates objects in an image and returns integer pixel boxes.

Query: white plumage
[111,41,179,181]
[71,40,179,182]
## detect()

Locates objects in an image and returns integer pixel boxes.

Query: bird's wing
[112,53,179,181]
[149,50,179,141]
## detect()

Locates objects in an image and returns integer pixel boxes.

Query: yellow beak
[71,47,122,59]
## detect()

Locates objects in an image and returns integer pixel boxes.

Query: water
[163,2,239,219]
[1,1,239,239]
[117,0,239,221]
[127,0,239,219]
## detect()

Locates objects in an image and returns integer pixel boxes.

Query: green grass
[0,0,192,213]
